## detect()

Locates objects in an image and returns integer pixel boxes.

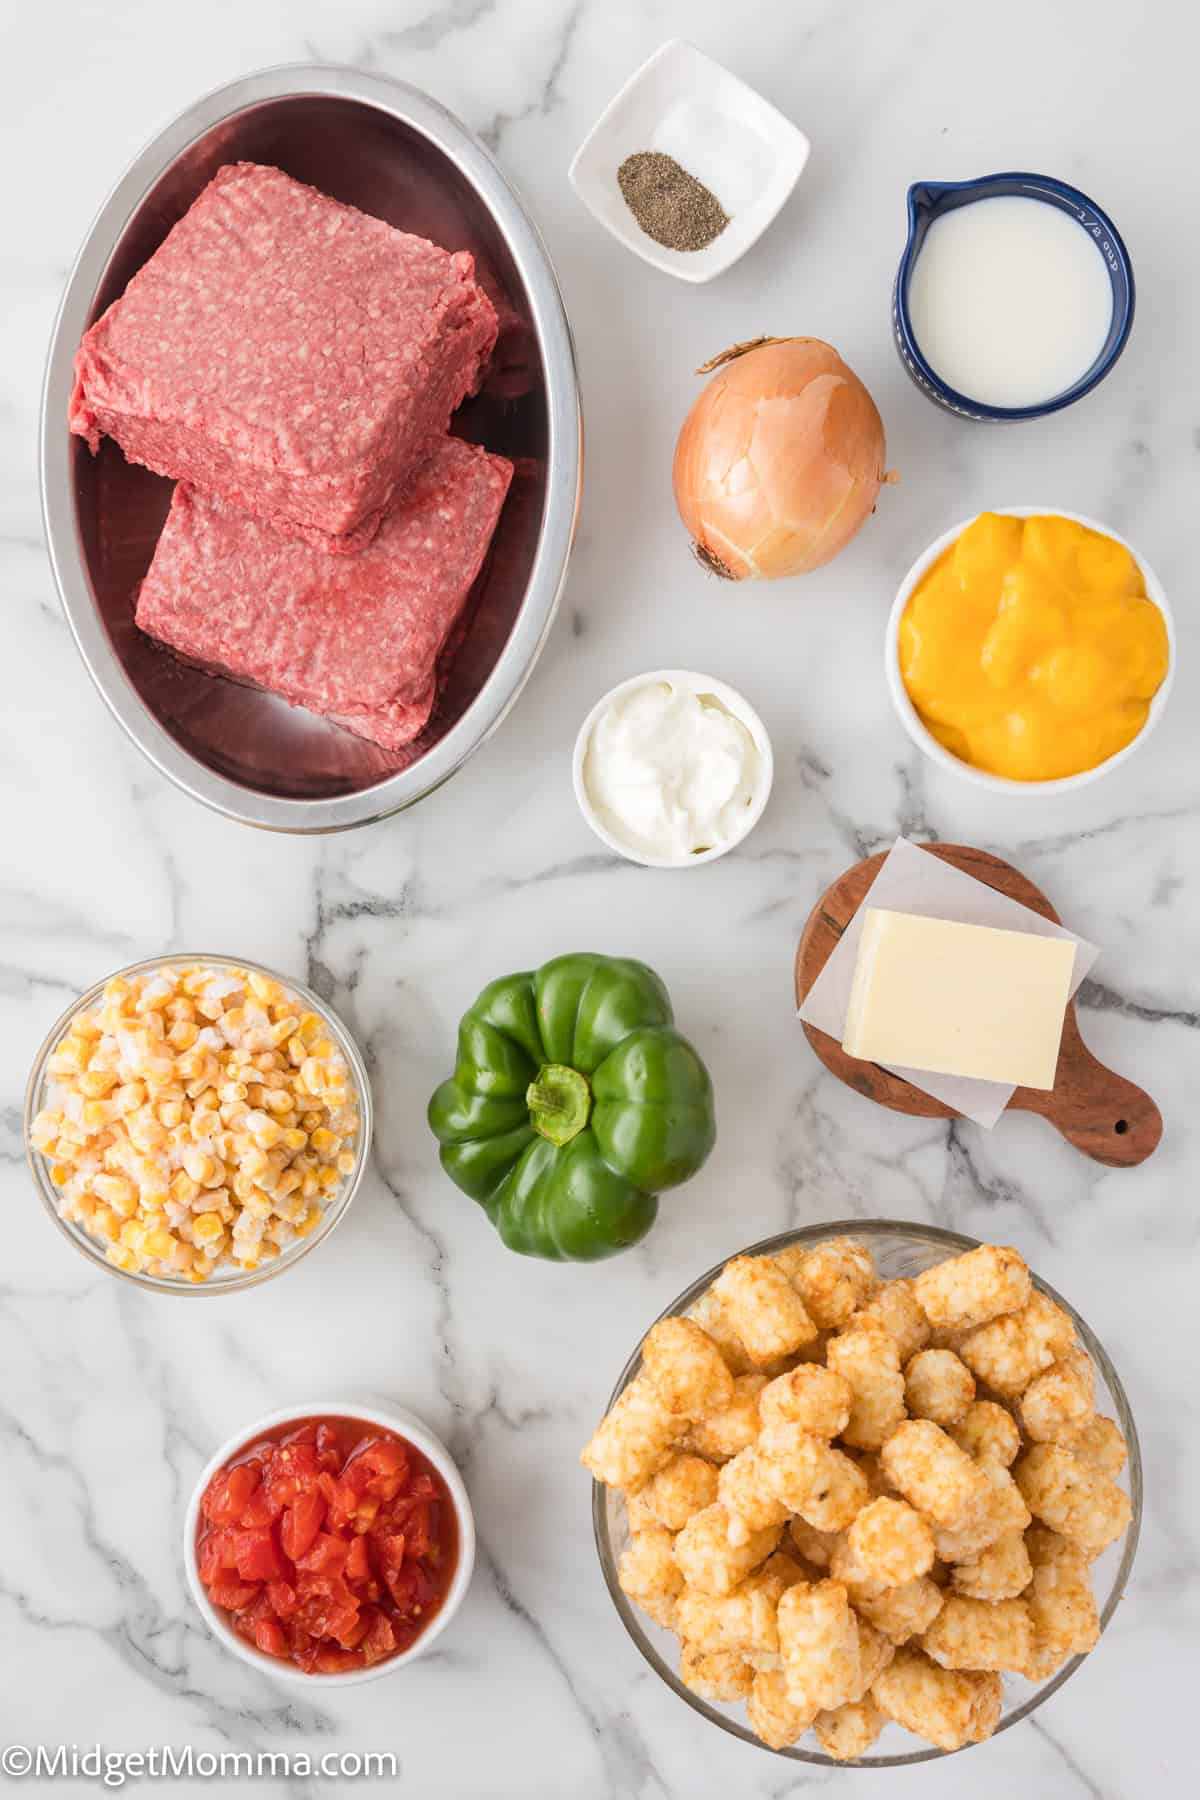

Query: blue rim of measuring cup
[892,171,1135,422]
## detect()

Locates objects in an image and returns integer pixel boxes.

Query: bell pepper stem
[526,1064,591,1146]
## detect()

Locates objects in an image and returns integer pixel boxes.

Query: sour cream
[582,679,762,861]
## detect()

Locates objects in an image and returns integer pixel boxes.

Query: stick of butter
[842,909,1077,1089]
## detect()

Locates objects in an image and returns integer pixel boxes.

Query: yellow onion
[673,337,895,580]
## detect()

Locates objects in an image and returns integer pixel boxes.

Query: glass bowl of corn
[24,955,373,1293]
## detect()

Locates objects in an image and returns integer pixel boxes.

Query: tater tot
[880,1420,991,1528]
[826,1324,907,1450]
[748,1669,817,1749]
[641,1317,735,1419]
[680,1373,766,1464]
[1024,1527,1100,1657]
[872,1648,1002,1751]
[850,1448,898,1499]
[813,1696,885,1761]
[959,1290,1075,1398]
[762,1549,810,1589]
[1067,1413,1128,1479]
[951,1529,1032,1602]
[914,1244,1031,1334]
[759,1364,853,1439]
[618,1526,683,1628]
[948,1399,1021,1468]
[904,1349,976,1427]
[709,1563,792,1667]
[778,1579,861,1712]
[788,1516,840,1570]
[626,1453,718,1533]
[848,1497,936,1587]
[785,1238,876,1330]
[1014,1444,1131,1556]
[690,1288,755,1374]
[853,1278,931,1363]
[673,1504,782,1595]
[850,1613,896,1699]
[920,1595,1032,1673]
[932,1461,1031,1562]
[718,1445,790,1544]
[831,1538,944,1644]
[680,1641,754,1701]
[675,1584,725,1653]
[581,1373,682,1489]
[760,1424,870,1532]
[1021,1348,1095,1445]
[713,1256,818,1364]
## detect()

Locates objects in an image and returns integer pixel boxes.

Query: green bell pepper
[427,952,716,1261]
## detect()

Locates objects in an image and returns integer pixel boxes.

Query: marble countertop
[3,2,1197,1794]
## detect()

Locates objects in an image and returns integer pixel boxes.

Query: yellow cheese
[842,909,1076,1089]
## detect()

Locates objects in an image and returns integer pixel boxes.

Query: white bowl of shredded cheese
[573,669,774,868]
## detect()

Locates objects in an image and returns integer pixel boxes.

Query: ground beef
[135,437,512,752]
[70,163,498,547]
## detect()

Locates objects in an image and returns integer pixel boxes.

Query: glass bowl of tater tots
[25,955,372,1292]
[586,1222,1141,1765]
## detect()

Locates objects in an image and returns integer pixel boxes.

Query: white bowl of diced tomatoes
[184,1401,475,1684]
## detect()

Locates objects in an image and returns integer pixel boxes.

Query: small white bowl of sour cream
[573,670,774,868]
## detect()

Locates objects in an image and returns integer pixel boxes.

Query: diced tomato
[345,1535,371,1583]
[376,1532,407,1577]
[387,1561,436,1616]
[202,1463,260,1526]
[332,1606,368,1649]
[232,1527,287,1584]
[315,1422,342,1472]
[296,1532,349,1577]
[266,1580,298,1619]
[280,1492,325,1561]
[312,1646,364,1674]
[263,1442,322,1510]
[254,1619,288,1658]
[384,1500,431,1560]
[344,1439,409,1501]
[283,1421,318,1448]
[197,1528,239,1586]
[207,1580,259,1610]
[360,1609,397,1666]
[238,1483,279,1528]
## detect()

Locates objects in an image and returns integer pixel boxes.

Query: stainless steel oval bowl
[41,66,581,832]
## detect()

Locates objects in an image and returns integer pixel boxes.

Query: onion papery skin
[673,337,890,580]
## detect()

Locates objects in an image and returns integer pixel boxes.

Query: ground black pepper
[617,151,729,253]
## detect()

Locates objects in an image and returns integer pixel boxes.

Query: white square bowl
[568,39,810,283]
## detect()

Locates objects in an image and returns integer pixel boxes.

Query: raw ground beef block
[135,437,513,752]
[71,163,498,546]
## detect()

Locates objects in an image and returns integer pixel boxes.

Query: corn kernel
[170,1170,201,1207]
[79,1070,118,1098]
[192,1212,224,1246]
[128,1111,167,1153]
[167,1020,199,1051]
[282,1128,308,1153]
[300,1058,327,1095]
[120,1220,148,1253]
[106,1243,139,1272]
[50,1162,72,1187]
[336,1150,356,1176]
[309,1127,338,1156]
[317,1165,339,1193]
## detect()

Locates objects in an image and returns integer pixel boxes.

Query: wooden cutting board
[794,844,1162,1167]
